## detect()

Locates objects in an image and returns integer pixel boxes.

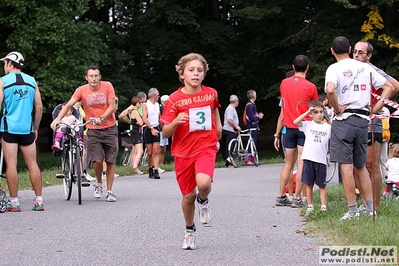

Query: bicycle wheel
[75,147,82,205]
[249,140,259,167]
[119,149,131,166]
[62,148,73,200]
[326,154,337,183]
[228,139,242,168]
[140,148,148,166]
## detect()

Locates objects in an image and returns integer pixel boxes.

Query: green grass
[303,184,399,249]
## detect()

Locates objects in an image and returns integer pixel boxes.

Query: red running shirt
[160,85,221,158]
[280,76,318,129]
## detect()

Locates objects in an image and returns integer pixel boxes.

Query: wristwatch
[274,134,280,138]
[99,116,104,122]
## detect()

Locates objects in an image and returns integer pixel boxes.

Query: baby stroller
[0,139,7,213]
[385,180,399,200]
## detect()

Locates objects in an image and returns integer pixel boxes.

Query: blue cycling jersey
[0,72,37,134]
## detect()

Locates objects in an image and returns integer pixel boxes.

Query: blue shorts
[284,128,305,149]
[302,160,327,187]
[159,131,169,147]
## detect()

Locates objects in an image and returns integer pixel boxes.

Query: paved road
[2,163,327,266]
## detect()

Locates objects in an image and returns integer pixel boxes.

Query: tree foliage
[0,0,398,118]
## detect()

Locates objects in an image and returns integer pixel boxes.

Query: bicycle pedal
[56,174,65,179]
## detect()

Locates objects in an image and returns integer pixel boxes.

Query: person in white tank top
[142,88,162,179]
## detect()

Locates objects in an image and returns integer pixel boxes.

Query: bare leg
[93,160,104,183]
[340,163,357,205]
[295,146,304,199]
[366,141,382,209]
[20,143,42,197]
[306,184,313,205]
[319,187,327,206]
[182,190,196,226]
[105,162,115,191]
[152,143,161,170]
[3,141,20,198]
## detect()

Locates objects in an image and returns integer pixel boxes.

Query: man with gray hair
[142,88,161,179]
[222,94,241,167]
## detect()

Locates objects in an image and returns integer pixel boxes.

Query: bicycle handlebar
[238,128,257,134]
[56,118,96,136]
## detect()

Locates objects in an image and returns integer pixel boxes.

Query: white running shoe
[134,168,144,175]
[197,198,211,224]
[340,211,360,220]
[114,173,119,178]
[84,173,96,181]
[94,184,103,198]
[182,229,196,250]
[158,167,165,174]
[106,191,116,202]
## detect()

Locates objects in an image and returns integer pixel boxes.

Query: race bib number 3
[189,106,212,132]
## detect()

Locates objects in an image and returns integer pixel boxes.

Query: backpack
[382,118,390,142]
[242,102,252,125]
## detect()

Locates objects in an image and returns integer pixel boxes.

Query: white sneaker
[182,229,196,250]
[134,168,144,175]
[94,184,103,198]
[106,191,116,202]
[158,167,165,174]
[340,211,360,220]
[306,206,314,215]
[84,173,96,181]
[197,198,211,224]
[114,173,119,178]
[102,172,106,180]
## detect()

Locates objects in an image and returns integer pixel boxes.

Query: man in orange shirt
[51,65,118,202]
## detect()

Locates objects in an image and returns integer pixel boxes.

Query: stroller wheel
[0,200,6,213]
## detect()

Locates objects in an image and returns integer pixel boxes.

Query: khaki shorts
[330,116,368,167]
[87,125,119,163]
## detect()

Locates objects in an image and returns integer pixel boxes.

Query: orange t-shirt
[72,81,116,129]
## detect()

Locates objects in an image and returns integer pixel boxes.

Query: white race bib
[189,106,212,132]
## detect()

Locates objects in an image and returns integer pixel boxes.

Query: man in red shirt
[275,55,318,208]
[51,65,118,202]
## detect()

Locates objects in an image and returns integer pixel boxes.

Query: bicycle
[55,118,95,205]
[228,128,259,167]
[119,130,132,166]
[118,129,148,167]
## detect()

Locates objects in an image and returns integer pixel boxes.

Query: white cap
[0,51,24,67]
[160,95,169,103]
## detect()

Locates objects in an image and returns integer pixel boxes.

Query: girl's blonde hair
[175,53,209,84]
[389,143,399,158]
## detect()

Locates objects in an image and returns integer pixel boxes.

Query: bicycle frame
[228,128,259,167]
[57,118,94,205]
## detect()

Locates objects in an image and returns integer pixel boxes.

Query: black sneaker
[148,167,154,179]
[81,176,90,187]
[153,169,160,179]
